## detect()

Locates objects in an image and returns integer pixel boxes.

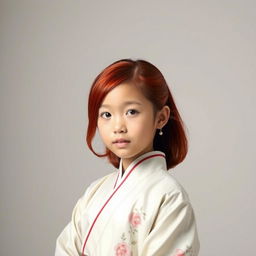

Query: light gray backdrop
[1,0,255,255]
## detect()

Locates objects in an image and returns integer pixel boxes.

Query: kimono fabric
[55,150,200,256]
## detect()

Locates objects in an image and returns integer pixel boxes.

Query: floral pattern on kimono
[172,245,196,256]
[114,242,131,256]
[114,208,146,255]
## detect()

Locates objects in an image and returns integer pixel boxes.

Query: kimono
[55,150,200,256]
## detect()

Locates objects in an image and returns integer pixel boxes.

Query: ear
[156,105,170,129]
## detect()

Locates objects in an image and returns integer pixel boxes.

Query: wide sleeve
[140,190,200,256]
[55,174,111,256]
[55,196,84,256]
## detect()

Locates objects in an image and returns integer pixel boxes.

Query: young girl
[55,59,200,256]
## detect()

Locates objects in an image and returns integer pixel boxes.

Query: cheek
[127,120,142,132]
[97,121,113,142]
[128,118,155,135]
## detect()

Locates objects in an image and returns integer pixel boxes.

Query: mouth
[113,138,130,144]
[113,139,130,147]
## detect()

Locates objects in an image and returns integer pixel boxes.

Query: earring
[159,128,163,135]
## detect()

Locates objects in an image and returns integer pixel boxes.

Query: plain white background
[1,0,255,255]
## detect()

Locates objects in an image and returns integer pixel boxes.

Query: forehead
[100,83,149,107]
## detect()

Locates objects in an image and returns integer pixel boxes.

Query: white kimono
[55,150,200,256]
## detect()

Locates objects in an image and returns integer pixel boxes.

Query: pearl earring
[159,128,163,135]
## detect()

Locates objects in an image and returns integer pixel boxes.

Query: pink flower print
[115,242,131,256]
[128,212,141,228]
[174,249,185,256]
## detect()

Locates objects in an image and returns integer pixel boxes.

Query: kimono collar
[118,150,167,178]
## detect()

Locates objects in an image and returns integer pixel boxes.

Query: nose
[113,116,127,134]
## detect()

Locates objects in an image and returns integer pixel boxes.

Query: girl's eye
[127,109,139,116]
[100,112,111,119]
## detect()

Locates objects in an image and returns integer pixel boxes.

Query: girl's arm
[55,195,84,256]
[141,191,200,256]
[54,174,109,256]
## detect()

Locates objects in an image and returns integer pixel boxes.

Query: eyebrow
[99,101,142,109]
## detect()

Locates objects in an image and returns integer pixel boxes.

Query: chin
[112,150,133,159]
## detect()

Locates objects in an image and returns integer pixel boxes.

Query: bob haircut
[86,59,188,170]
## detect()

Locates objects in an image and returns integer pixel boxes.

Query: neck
[121,147,155,172]
[118,150,166,179]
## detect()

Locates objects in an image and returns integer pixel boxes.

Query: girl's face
[97,82,161,170]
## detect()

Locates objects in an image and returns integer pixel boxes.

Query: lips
[113,138,130,148]
[113,138,130,144]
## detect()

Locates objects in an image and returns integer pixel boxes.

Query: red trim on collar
[81,153,165,255]
[113,171,119,189]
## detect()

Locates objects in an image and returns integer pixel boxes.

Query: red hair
[86,59,188,170]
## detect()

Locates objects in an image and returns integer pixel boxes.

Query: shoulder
[76,170,116,208]
[150,169,191,204]
[149,171,197,223]
[82,170,116,197]
[67,171,117,221]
